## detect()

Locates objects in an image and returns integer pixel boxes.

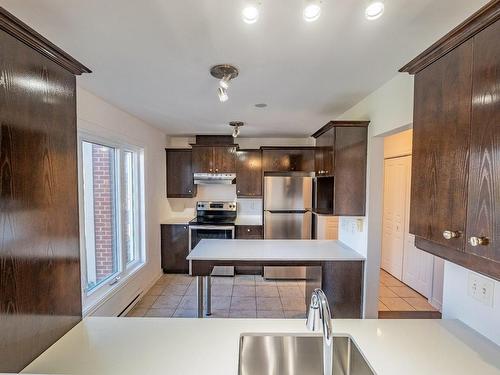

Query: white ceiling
[0,0,488,137]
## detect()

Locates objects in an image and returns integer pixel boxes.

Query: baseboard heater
[118,293,142,317]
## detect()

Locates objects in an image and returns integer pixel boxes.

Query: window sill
[82,262,146,317]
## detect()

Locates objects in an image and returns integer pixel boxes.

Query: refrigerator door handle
[266,210,308,214]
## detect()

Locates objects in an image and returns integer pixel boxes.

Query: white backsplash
[167,184,262,217]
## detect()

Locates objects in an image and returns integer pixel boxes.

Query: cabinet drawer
[235,225,263,239]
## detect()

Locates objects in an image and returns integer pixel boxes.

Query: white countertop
[187,239,365,261]
[22,318,500,375]
[234,215,262,226]
[161,217,194,225]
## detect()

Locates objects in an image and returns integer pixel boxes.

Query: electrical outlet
[467,272,495,307]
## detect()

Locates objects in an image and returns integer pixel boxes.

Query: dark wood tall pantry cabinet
[0,7,90,372]
[400,1,500,280]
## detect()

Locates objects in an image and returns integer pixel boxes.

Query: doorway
[378,129,443,318]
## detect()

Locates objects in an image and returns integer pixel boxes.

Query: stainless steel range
[188,201,236,276]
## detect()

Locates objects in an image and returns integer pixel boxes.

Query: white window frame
[77,131,146,312]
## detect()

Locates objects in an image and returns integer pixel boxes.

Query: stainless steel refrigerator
[263,175,313,279]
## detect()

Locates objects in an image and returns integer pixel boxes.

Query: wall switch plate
[467,272,495,307]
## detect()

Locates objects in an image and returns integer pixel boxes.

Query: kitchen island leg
[197,276,204,318]
[205,276,212,316]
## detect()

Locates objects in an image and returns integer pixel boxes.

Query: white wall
[336,74,414,317]
[337,73,500,346]
[77,86,169,316]
[443,263,500,345]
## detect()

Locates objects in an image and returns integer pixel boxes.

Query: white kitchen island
[187,239,366,318]
[22,317,500,375]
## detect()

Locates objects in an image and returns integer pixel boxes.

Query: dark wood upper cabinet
[166,149,197,198]
[261,147,315,172]
[410,40,473,250]
[192,145,236,173]
[161,224,190,273]
[236,149,262,197]
[401,2,500,280]
[192,146,214,173]
[314,128,334,176]
[311,122,369,216]
[466,19,500,262]
[214,146,236,173]
[333,126,368,216]
[0,7,90,372]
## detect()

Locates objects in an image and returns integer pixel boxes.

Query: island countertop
[22,317,500,375]
[186,239,366,261]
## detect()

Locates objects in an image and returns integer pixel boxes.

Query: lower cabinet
[161,224,189,273]
[235,225,263,275]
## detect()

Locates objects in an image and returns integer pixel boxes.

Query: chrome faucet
[306,288,333,375]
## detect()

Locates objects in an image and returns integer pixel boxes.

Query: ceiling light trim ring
[210,64,239,80]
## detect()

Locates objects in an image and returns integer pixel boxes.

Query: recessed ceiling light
[255,103,268,108]
[365,0,384,20]
[242,1,260,24]
[303,0,321,22]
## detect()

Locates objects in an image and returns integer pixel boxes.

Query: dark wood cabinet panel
[166,149,196,198]
[236,225,264,239]
[161,224,190,273]
[333,127,368,216]
[235,225,263,274]
[236,150,262,197]
[401,4,500,281]
[314,128,334,176]
[409,39,473,250]
[192,146,214,173]
[213,146,236,173]
[192,145,236,173]
[262,148,315,172]
[0,8,89,372]
[466,20,500,262]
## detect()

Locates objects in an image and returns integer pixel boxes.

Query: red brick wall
[92,145,115,281]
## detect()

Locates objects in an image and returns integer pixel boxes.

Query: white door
[381,157,409,279]
[401,158,434,298]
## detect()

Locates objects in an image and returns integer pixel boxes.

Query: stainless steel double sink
[238,334,374,375]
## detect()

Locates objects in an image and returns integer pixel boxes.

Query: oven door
[189,225,235,276]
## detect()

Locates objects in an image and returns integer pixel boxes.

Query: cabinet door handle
[209,168,213,172]
[469,236,489,247]
[215,168,219,172]
[237,190,241,193]
[443,230,461,240]
[188,189,192,193]
[247,229,251,232]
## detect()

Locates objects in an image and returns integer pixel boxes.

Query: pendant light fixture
[210,64,239,103]
[229,121,244,138]
[365,0,384,20]
[303,0,321,22]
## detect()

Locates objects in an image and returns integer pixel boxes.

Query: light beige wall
[77,87,169,316]
[384,129,413,159]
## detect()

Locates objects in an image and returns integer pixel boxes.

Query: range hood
[194,173,236,185]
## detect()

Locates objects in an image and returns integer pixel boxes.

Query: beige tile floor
[378,269,437,312]
[127,274,307,319]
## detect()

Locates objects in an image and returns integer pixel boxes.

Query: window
[79,135,144,306]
